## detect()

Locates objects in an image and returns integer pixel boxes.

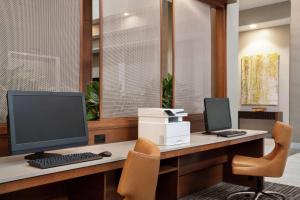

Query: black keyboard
[216,130,247,138]
[28,152,103,169]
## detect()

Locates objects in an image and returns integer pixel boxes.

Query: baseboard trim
[291,143,300,150]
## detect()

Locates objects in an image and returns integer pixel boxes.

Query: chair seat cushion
[232,155,273,177]
[233,155,270,168]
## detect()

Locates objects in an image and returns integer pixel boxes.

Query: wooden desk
[0,130,267,200]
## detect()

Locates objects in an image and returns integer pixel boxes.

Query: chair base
[227,190,286,200]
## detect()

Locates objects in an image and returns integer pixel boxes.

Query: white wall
[227,2,240,128]
[239,25,290,123]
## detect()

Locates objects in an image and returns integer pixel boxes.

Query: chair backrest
[117,138,160,200]
[265,121,292,177]
[133,137,160,156]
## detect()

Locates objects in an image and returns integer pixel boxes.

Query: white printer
[138,108,190,146]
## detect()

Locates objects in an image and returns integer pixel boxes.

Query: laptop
[203,98,246,138]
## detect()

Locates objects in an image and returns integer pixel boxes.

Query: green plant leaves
[85,81,100,121]
[162,73,173,108]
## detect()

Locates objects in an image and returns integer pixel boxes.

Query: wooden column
[211,7,227,98]
[80,0,93,93]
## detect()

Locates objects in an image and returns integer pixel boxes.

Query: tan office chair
[227,121,292,200]
[117,138,160,200]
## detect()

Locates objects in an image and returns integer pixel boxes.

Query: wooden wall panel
[88,119,138,144]
[89,127,137,145]
[0,121,138,157]
[211,7,227,98]
[186,114,205,133]
[0,112,203,154]
[80,0,93,93]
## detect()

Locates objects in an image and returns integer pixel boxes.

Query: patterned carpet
[180,182,300,200]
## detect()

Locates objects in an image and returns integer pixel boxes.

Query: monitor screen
[204,98,232,132]
[7,91,88,155]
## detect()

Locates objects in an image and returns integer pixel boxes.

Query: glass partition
[0,0,81,122]
[173,0,212,114]
[102,0,161,118]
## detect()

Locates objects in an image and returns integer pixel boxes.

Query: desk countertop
[0,130,267,184]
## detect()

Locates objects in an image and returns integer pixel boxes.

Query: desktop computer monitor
[7,91,88,160]
[204,98,232,132]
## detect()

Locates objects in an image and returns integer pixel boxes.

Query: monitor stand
[24,152,62,160]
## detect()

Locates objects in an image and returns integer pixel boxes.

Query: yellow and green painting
[241,53,279,105]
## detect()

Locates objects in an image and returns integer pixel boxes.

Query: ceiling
[239,0,289,11]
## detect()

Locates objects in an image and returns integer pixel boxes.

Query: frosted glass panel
[174,0,211,114]
[102,0,161,118]
[0,0,80,122]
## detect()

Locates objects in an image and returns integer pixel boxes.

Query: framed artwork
[241,53,279,105]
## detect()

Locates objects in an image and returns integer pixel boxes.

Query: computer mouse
[99,151,112,157]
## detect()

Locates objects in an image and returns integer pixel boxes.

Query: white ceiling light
[249,24,257,29]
